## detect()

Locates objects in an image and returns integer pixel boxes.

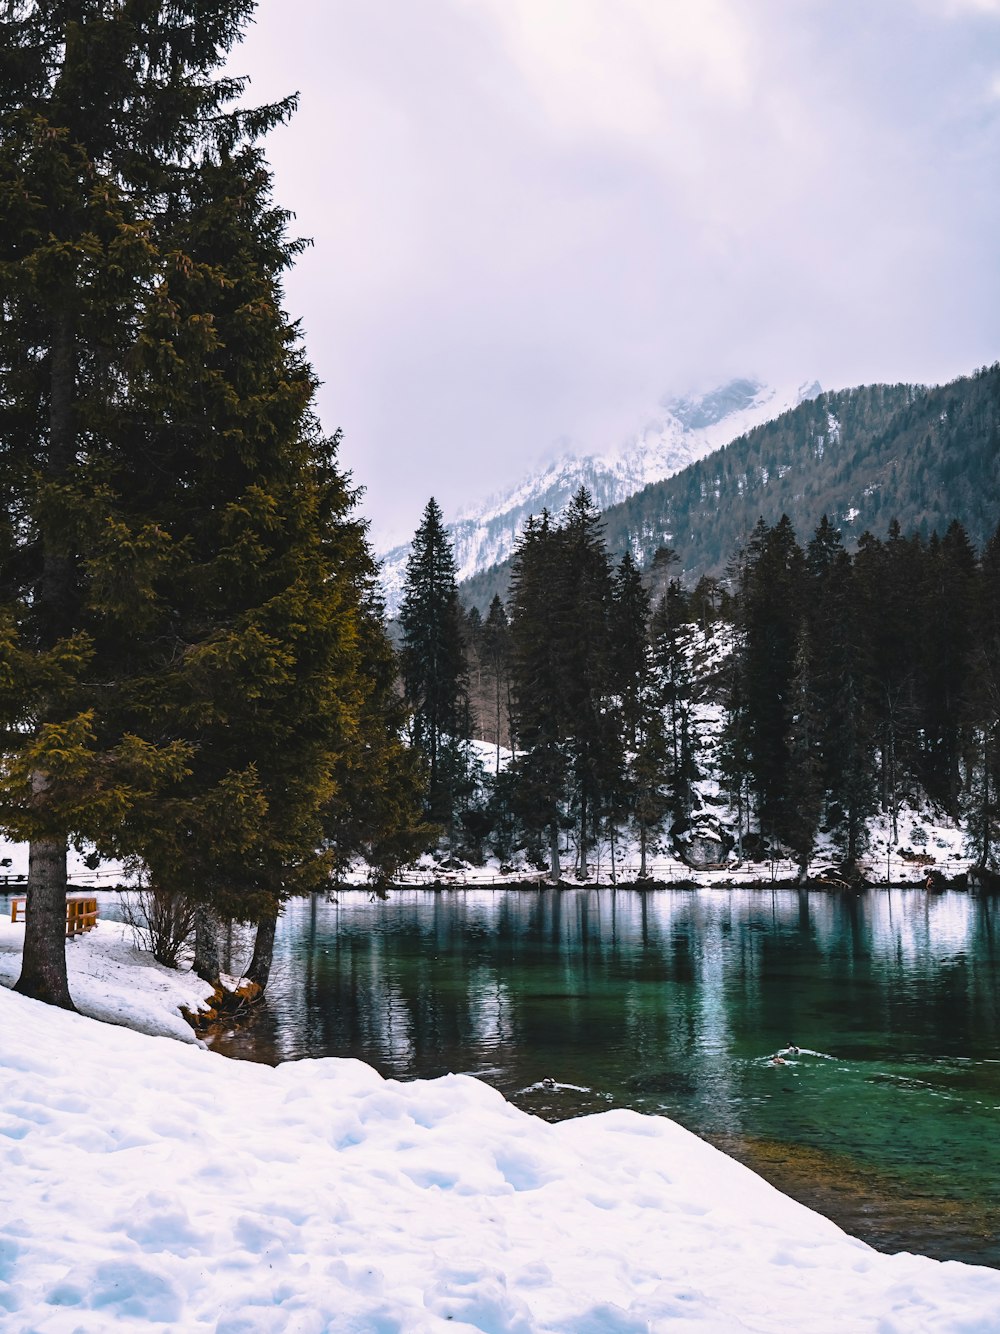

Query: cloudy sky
[234,0,1000,546]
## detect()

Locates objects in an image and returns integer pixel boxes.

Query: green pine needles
[0,3,423,1005]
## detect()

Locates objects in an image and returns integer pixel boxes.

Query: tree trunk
[982,733,992,869]
[639,821,648,879]
[548,821,561,884]
[17,315,78,1010]
[14,835,75,1010]
[193,904,222,984]
[578,786,589,880]
[246,904,279,993]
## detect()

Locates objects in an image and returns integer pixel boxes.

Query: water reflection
[212,886,999,1265]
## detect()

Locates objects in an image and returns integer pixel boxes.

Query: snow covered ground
[3,921,1000,1331]
[0,912,214,1043]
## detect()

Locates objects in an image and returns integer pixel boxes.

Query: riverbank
[0,913,214,1042]
[3,944,1000,1331]
[5,901,1000,1328]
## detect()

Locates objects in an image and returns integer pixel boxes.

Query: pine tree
[651,579,697,815]
[854,523,922,840]
[508,512,566,879]
[0,1,260,1007]
[805,523,875,866]
[784,625,823,876]
[551,489,620,879]
[103,142,411,990]
[964,524,1000,870]
[917,521,977,814]
[735,516,806,848]
[322,593,430,890]
[481,594,511,776]
[611,553,650,750]
[399,498,469,830]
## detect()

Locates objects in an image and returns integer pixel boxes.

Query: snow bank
[2,988,1000,1331]
[0,913,214,1043]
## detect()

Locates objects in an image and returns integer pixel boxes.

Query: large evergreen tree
[853,522,922,840]
[102,142,396,987]
[966,524,1000,869]
[555,489,621,878]
[650,578,698,818]
[803,518,874,866]
[0,1,262,1006]
[399,498,468,829]
[481,594,511,776]
[2,4,413,1002]
[734,516,806,847]
[507,512,566,879]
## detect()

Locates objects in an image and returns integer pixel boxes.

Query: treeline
[400,490,1000,880]
[0,4,426,1009]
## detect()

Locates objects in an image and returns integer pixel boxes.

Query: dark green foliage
[507,512,566,876]
[480,594,511,775]
[470,500,1000,878]
[324,592,432,886]
[79,138,393,928]
[467,473,1000,877]
[2,5,427,1001]
[507,491,631,878]
[400,498,469,828]
[0,1,269,1005]
[803,519,875,862]
[732,516,806,845]
[853,524,924,839]
[721,512,999,868]
[965,525,1000,868]
[555,490,622,877]
[916,522,977,814]
[650,579,698,816]
[611,553,650,749]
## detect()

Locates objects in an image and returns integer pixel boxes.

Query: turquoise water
[209,886,1000,1264]
[15,882,988,1264]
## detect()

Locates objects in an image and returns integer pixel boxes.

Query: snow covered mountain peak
[379,377,821,615]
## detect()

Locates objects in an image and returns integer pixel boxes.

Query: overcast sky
[233,0,1000,546]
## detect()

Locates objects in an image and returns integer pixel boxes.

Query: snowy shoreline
[4,914,1000,1330]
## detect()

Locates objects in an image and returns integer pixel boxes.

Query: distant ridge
[378,377,821,615]
[457,363,1000,613]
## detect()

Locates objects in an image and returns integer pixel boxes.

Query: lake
[206,885,1000,1267]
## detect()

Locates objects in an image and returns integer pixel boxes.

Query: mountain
[459,363,1000,613]
[378,377,821,615]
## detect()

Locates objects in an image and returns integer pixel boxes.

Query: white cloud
[468,0,755,144]
[934,0,1000,13]
[235,1,1000,541]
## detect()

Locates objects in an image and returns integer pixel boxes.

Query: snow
[0,911,214,1044]
[3,922,1000,1330]
[378,377,823,614]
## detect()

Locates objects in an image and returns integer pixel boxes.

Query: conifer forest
[401,491,1000,888]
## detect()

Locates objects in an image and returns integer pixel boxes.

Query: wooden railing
[10,894,99,938]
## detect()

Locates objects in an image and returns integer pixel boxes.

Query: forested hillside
[461,365,1000,612]
[399,486,1000,885]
